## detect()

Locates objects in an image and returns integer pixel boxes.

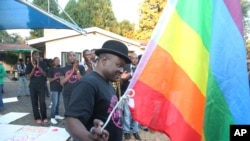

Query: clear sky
[7,0,142,38]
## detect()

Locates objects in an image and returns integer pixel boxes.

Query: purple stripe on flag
[224,0,243,36]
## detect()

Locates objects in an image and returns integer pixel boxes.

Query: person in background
[25,56,31,66]
[26,51,48,124]
[80,49,94,73]
[65,40,131,141]
[41,57,50,98]
[91,48,97,63]
[0,52,7,111]
[60,51,85,112]
[17,58,30,97]
[47,57,64,124]
[121,53,141,140]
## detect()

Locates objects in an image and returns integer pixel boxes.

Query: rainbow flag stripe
[128,0,250,140]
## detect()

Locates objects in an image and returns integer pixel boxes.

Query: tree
[62,0,120,33]
[136,0,167,40]
[0,30,24,44]
[29,0,60,38]
[241,0,250,52]
[119,20,135,39]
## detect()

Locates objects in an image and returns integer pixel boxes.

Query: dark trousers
[63,92,71,112]
[30,87,47,120]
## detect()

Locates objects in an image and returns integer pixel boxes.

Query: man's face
[68,52,76,64]
[91,50,96,61]
[103,54,126,82]
[130,55,138,65]
[83,50,92,63]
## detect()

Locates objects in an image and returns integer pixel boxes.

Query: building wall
[45,30,144,66]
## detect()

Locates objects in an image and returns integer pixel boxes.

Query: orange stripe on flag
[138,46,205,135]
[131,80,201,141]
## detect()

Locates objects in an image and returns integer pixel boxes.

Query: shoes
[124,133,131,139]
[140,125,149,132]
[43,119,48,123]
[133,133,141,140]
[143,128,149,132]
[50,118,58,124]
[36,119,42,124]
[55,115,64,120]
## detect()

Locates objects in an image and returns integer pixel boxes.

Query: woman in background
[47,57,64,124]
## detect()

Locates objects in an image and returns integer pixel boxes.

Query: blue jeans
[50,91,61,118]
[0,84,4,110]
[17,76,29,96]
[123,102,139,133]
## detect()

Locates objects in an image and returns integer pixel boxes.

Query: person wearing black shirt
[60,52,85,111]
[47,57,64,124]
[65,40,131,141]
[26,51,48,124]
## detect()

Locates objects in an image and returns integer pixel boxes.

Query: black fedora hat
[95,40,131,63]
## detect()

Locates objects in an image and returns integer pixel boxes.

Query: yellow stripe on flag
[159,10,209,96]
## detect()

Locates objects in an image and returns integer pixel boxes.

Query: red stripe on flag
[134,46,205,135]
[130,80,201,141]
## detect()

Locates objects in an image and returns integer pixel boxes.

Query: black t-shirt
[26,61,47,89]
[47,67,62,91]
[65,71,123,141]
[60,64,85,93]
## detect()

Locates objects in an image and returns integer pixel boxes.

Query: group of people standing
[2,40,146,141]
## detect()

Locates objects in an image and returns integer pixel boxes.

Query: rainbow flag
[127,0,250,140]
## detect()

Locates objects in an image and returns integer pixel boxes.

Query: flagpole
[101,89,135,131]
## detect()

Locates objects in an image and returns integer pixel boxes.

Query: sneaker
[36,119,42,124]
[133,133,141,140]
[43,119,48,123]
[55,115,64,120]
[50,118,58,124]
[124,133,131,139]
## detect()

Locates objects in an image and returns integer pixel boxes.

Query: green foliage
[0,30,24,43]
[62,0,119,32]
[5,53,18,67]
[136,0,167,40]
[241,0,250,55]
[119,20,135,39]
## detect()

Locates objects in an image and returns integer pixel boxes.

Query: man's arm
[37,61,47,77]
[26,63,36,79]
[60,70,74,85]
[65,117,90,140]
[65,117,109,141]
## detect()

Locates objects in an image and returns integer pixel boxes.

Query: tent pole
[16,0,87,35]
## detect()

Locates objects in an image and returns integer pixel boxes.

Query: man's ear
[100,56,108,66]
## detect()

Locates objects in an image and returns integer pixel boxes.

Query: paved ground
[0,75,170,141]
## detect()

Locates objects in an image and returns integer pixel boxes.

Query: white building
[27,27,145,66]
